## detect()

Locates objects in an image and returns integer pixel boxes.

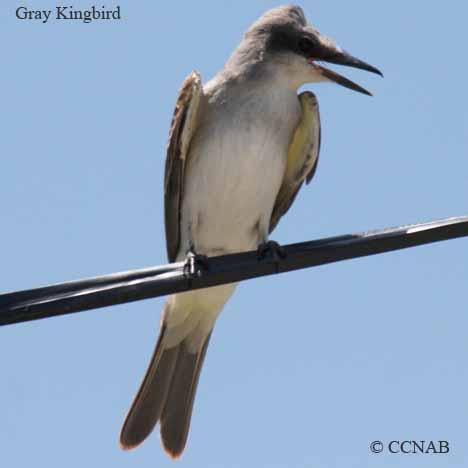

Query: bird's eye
[298,37,316,55]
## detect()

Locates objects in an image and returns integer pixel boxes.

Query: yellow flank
[269,91,319,232]
[283,91,318,185]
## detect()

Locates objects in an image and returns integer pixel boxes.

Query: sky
[1,1,467,467]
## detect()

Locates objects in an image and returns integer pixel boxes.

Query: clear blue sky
[1,1,467,467]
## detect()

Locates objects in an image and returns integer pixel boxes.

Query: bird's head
[242,5,382,95]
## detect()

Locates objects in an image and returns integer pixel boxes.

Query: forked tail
[120,318,211,458]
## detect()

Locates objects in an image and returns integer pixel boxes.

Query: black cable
[1,216,467,327]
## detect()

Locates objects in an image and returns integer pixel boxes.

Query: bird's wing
[269,91,321,233]
[164,71,203,262]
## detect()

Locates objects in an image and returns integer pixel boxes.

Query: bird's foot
[183,250,209,278]
[257,240,287,264]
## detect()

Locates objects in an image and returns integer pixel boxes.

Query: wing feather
[164,72,202,262]
[269,91,321,233]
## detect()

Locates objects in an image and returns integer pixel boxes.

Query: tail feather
[160,333,212,458]
[119,316,212,458]
[120,323,179,450]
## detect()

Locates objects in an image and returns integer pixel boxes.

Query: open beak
[311,45,383,96]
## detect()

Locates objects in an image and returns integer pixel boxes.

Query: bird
[119,4,382,459]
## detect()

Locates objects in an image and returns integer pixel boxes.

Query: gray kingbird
[120,4,381,458]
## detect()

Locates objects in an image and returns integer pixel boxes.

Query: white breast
[178,84,301,258]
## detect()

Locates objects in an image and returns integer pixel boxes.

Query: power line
[1,216,467,327]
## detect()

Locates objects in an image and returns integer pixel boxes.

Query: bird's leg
[257,240,287,264]
[183,248,209,278]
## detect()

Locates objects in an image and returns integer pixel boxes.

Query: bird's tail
[119,309,212,458]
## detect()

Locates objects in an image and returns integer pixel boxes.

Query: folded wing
[269,91,321,233]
